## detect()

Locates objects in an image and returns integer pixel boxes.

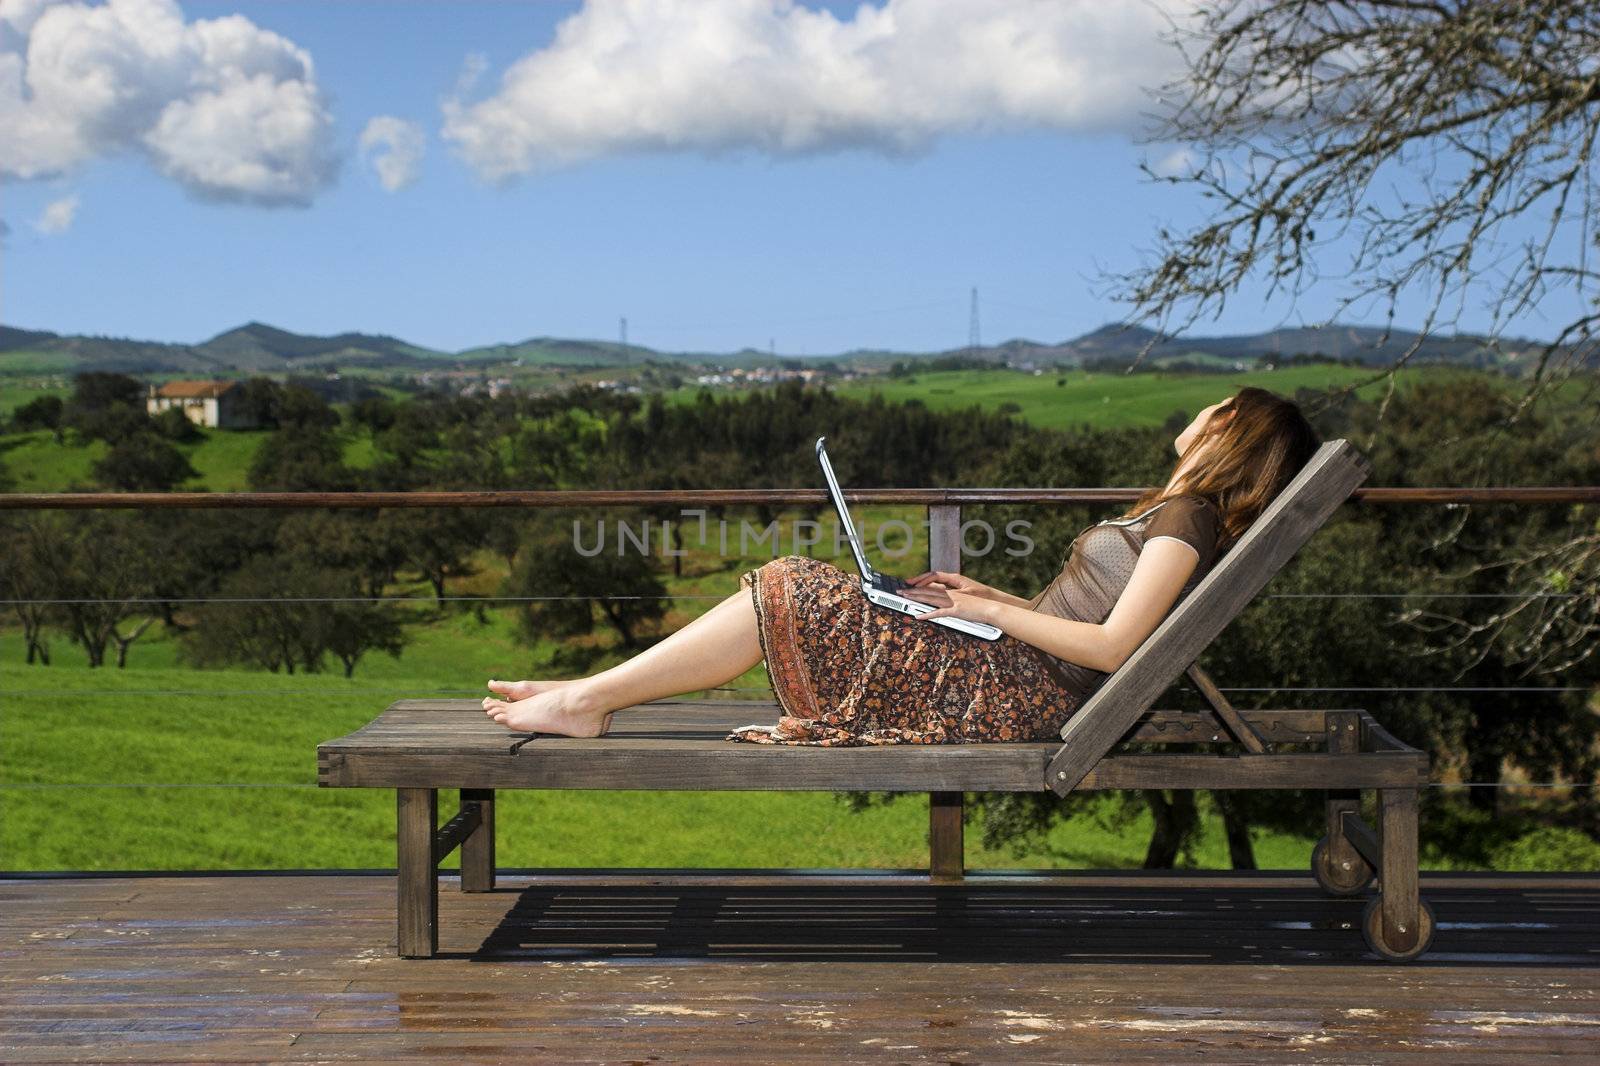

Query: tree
[51,513,163,667]
[151,405,203,442]
[126,509,280,631]
[1119,1,1600,397]
[63,372,150,443]
[277,384,339,430]
[503,512,669,651]
[381,507,489,604]
[275,510,408,599]
[322,599,408,678]
[349,396,398,433]
[180,556,402,676]
[92,432,200,491]
[247,425,356,491]
[0,512,60,663]
[237,377,285,429]
[1111,0,1600,709]
[11,394,64,439]
[67,371,143,413]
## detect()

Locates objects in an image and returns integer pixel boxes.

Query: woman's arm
[986,588,1040,610]
[903,539,1201,674]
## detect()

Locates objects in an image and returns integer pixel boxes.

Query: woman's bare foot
[485,678,579,702]
[482,681,614,738]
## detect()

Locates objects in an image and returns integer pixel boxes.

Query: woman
[482,387,1318,743]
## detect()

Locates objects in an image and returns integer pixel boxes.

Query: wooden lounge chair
[318,439,1434,961]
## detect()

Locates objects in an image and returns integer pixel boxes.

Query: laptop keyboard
[872,572,907,594]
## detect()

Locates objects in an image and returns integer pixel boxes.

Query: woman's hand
[907,570,999,600]
[906,569,1038,612]
[898,583,999,625]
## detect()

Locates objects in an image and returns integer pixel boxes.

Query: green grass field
[0,380,69,420]
[655,363,1415,429]
[0,425,378,493]
[0,350,78,375]
[827,364,1408,429]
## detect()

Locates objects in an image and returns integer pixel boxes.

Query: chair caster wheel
[1362,896,1434,962]
[1312,835,1374,896]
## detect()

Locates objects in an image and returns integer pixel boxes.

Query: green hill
[1,316,1565,377]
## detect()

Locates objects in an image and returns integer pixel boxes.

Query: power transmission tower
[968,287,981,359]
[620,317,628,365]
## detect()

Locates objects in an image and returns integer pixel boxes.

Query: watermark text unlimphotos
[572,509,1034,560]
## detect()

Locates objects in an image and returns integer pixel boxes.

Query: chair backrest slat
[1045,439,1371,795]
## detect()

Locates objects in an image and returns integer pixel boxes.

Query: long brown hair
[1122,387,1320,548]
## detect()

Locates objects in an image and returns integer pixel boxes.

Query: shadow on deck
[3,871,1597,1063]
[475,873,1600,966]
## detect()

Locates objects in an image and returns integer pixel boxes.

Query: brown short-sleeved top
[1024,494,1227,702]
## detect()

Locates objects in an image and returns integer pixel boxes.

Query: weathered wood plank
[1362,713,1418,754]
[1341,809,1383,870]
[431,801,481,863]
[2,873,1597,1064]
[318,700,1343,751]
[1077,752,1424,791]
[317,699,1406,793]
[1186,663,1266,753]
[323,747,1427,792]
[325,747,1055,791]
[1047,439,1373,795]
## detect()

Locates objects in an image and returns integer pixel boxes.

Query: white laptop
[817,436,1002,641]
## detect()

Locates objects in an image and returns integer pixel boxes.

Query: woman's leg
[485,586,756,701]
[482,585,764,736]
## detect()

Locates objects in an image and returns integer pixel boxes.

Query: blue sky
[1,0,1582,356]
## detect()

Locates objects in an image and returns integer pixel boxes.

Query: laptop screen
[816,438,873,578]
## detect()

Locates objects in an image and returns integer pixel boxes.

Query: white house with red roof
[145,380,257,429]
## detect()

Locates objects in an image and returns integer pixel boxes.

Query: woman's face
[1175,395,1237,457]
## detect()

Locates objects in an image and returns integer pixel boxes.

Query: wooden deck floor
[2,870,1597,1063]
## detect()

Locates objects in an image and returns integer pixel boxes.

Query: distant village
[417,359,854,401]
[5,349,1265,434]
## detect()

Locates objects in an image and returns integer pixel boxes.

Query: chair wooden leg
[460,788,496,893]
[397,788,439,958]
[1314,712,1374,894]
[930,791,964,882]
[1376,787,1421,954]
[926,507,965,885]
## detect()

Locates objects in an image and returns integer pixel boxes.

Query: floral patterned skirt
[725,554,1082,746]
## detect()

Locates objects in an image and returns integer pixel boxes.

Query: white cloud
[1151,145,1193,177]
[359,115,425,191]
[0,0,339,206]
[441,0,1193,181]
[34,192,79,233]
